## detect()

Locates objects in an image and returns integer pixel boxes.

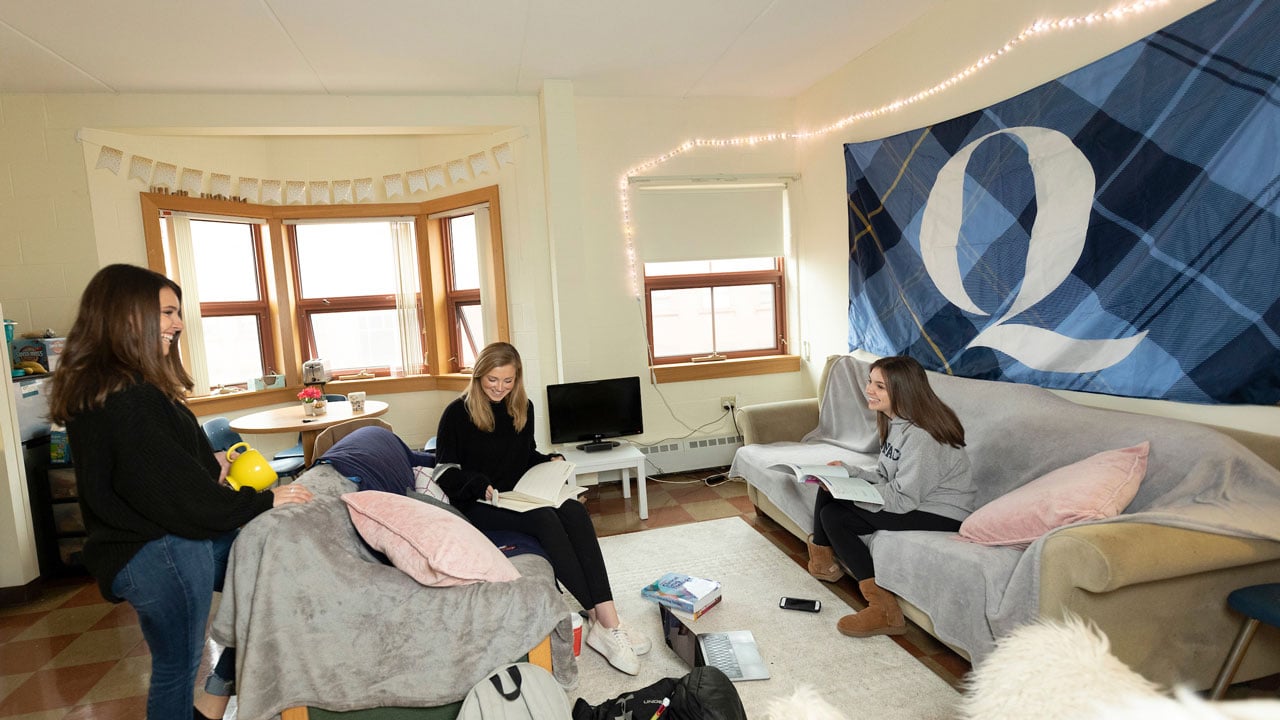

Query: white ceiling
[0,0,941,98]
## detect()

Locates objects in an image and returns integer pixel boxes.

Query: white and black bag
[457,662,571,720]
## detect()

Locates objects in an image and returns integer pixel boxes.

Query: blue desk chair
[1210,583,1280,699]
[275,394,348,461]
[203,417,306,481]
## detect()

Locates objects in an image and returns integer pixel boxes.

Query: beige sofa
[732,354,1280,690]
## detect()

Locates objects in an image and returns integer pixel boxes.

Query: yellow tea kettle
[225,441,278,491]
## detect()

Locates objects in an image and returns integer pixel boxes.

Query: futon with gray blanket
[729,354,1280,689]
[210,465,573,720]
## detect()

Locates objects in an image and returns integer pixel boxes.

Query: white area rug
[571,517,959,719]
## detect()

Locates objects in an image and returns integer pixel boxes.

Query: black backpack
[571,667,746,720]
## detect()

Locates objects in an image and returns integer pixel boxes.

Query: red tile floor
[2,470,1272,717]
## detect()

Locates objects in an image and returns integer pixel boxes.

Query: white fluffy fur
[761,617,1280,720]
[959,615,1280,720]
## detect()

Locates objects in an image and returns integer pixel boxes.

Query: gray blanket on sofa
[731,355,1280,662]
[210,465,572,720]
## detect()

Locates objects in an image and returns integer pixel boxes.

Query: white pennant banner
[447,159,469,184]
[354,178,374,202]
[384,173,405,198]
[86,137,521,201]
[261,179,283,205]
[181,169,203,195]
[309,181,330,204]
[96,146,123,174]
[153,162,178,189]
[210,173,231,197]
[238,178,261,202]
[333,179,354,204]
[406,169,428,194]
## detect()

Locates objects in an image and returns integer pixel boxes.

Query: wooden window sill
[185,374,472,415]
[649,355,801,384]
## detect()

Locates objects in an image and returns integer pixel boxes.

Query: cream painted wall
[571,96,814,450]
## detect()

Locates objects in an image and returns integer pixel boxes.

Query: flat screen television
[546,376,643,452]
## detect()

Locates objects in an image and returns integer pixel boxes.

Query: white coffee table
[559,444,648,519]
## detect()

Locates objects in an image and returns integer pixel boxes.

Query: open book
[769,462,884,505]
[486,460,587,512]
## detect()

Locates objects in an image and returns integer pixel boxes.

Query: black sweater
[66,382,274,600]
[434,397,552,506]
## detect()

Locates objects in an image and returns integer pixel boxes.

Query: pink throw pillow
[341,491,520,586]
[959,442,1149,548]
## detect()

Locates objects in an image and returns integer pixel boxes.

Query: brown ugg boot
[806,535,844,582]
[837,578,907,637]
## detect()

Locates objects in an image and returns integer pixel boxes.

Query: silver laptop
[659,604,770,682]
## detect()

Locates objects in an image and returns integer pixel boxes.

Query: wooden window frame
[185,218,277,386]
[643,258,787,365]
[287,223,401,378]
[441,214,482,373]
[139,186,508,411]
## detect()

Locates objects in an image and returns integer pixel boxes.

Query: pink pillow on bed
[341,491,520,586]
[959,442,1149,548]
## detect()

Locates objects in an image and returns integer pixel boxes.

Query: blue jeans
[110,532,237,719]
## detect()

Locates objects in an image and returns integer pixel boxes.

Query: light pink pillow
[341,491,520,586]
[959,442,1149,548]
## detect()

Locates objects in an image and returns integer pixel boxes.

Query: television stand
[577,440,620,453]
[560,445,648,519]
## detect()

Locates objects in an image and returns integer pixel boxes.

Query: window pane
[457,304,485,369]
[650,288,712,356]
[713,284,776,352]
[449,215,480,291]
[310,310,402,372]
[202,315,264,387]
[190,220,261,302]
[295,223,397,298]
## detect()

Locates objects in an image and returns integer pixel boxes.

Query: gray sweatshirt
[847,418,975,521]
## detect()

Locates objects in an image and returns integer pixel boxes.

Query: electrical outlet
[720,395,737,411]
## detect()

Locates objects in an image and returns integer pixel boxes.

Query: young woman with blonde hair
[434,342,648,675]
[806,355,974,638]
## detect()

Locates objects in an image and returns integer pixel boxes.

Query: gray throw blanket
[732,355,1280,662]
[210,465,574,720]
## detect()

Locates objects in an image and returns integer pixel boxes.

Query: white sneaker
[586,621,640,675]
[621,624,651,655]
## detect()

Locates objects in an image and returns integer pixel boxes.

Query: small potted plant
[298,386,326,416]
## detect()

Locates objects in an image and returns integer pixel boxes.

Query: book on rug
[485,461,586,512]
[769,462,884,505]
[641,572,722,618]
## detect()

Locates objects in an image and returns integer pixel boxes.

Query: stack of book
[640,572,722,620]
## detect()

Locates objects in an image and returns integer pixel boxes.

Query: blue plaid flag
[845,0,1279,404]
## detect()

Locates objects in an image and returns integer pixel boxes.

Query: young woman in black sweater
[48,264,312,720]
[435,342,647,675]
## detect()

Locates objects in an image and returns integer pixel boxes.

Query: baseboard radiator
[638,434,743,474]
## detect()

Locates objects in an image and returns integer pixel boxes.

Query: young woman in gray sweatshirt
[806,355,975,638]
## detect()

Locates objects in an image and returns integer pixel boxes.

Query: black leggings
[811,490,961,581]
[464,500,613,610]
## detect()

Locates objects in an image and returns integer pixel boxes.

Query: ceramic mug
[349,391,366,412]
[225,441,278,491]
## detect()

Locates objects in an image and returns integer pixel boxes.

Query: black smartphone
[779,596,821,612]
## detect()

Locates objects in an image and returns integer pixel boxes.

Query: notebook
[659,604,770,682]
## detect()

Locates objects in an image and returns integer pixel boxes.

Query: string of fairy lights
[617,0,1178,297]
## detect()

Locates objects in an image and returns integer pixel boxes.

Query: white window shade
[632,185,786,262]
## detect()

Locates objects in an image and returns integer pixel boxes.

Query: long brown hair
[48,264,194,423]
[463,342,529,433]
[870,355,965,448]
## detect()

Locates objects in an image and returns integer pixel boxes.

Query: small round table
[230,400,390,465]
